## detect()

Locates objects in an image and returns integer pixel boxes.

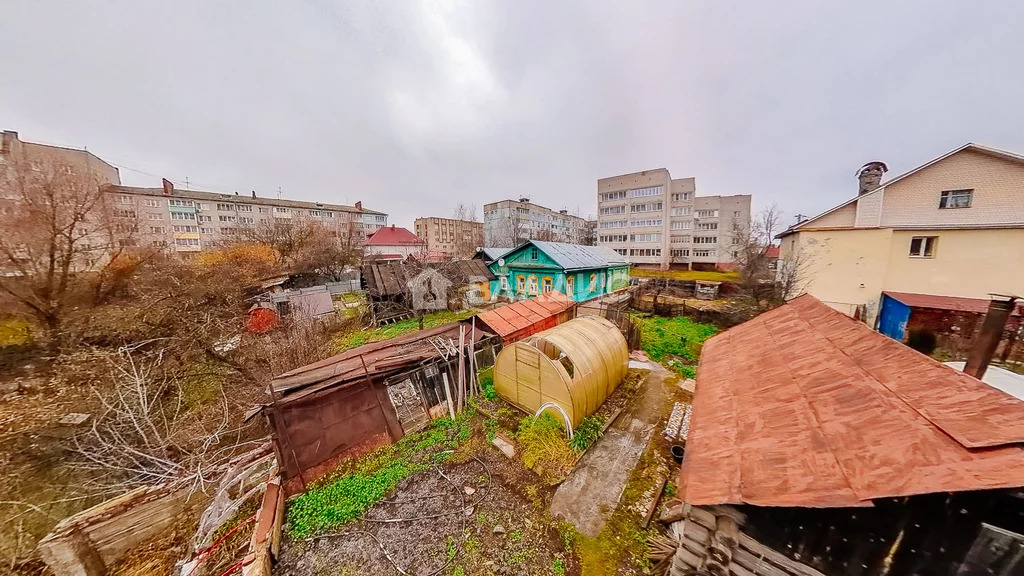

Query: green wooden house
[487,241,630,302]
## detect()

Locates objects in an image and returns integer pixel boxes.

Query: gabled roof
[499,240,627,271]
[475,291,574,339]
[477,247,506,262]
[365,226,426,246]
[778,142,1024,238]
[679,294,1024,508]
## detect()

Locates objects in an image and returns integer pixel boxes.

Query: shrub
[516,413,576,483]
[478,366,497,400]
[568,414,605,453]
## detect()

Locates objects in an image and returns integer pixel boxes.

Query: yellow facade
[780,145,1024,324]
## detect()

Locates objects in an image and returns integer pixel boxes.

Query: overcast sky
[3,1,1024,229]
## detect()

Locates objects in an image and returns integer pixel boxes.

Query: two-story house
[778,143,1024,326]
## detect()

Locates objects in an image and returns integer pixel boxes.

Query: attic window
[530,247,538,260]
[939,189,972,209]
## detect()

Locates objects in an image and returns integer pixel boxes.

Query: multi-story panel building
[483,198,589,247]
[105,181,386,254]
[1,130,121,186]
[414,217,484,259]
[596,169,751,270]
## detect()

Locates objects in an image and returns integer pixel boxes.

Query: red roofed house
[364,225,426,261]
[474,291,575,344]
[665,294,1024,576]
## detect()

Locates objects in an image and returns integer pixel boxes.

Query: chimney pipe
[963,295,1019,380]
[355,201,362,211]
[856,161,888,195]
[161,178,174,195]
[251,190,256,198]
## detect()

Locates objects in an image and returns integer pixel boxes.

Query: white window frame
[909,236,937,258]
[939,189,972,209]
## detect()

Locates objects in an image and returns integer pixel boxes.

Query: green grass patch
[333,309,475,352]
[478,366,497,400]
[516,413,576,484]
[286,410,473,538]
[568,414,605,453]
[630,268,739,282]
[0,316,34,347]
[637,316,717,363]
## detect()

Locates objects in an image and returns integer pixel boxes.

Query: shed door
[386,377,430,434]
[878,294,910,341]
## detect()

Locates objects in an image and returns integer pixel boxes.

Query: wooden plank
[733,547,792,576]
[270,476,285,559]
[738,533,827,576]
[643,476,669,528]
[688,506,718,530]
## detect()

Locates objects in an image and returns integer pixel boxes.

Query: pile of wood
[654,504,825,576]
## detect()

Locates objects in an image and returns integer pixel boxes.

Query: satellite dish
[497,258,505,266]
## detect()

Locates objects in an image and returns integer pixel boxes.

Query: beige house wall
[880,150,1024,227]
[414,217,484,258]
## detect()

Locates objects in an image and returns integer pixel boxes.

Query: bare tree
[731,203,800,307]
[449,203,481,258]
[241,218,359,279]
[489,205,528,248]
[0,158,146,348]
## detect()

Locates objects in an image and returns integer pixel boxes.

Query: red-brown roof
[884,291,1023,316]
[475,292,574,340]
[365,226,426,246]
[679,294,1024,508]
[764,245,780,259]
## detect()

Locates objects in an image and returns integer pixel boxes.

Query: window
[631,202,663,213]
[500,276,509,290]
[310,210,323,217]
[671,207,691,216]
[671,192,693,202]
[631,233,661,243]
[542,277,553,293]
[150,226,165,234]
[115,209,137,218]
[600,234,628,243]
[219,215,236,223]
[628,248,662,257]
[629,218,662,228]
[600,190,628,202]
[694,236,718,244]
[275,207,289,213]
[939,189,972,209]
[171,212,195,220]
[733,211,742,217]
[169,199,194,207]
[589,273,597,291]
[516,275,525,292]
[566,275,574,295]
[600,220,627,229]
[693,249,715,257]
[196,203,209,210]
[630,186,663,198]
[200,227,215,234]
[147,213,163,220]
[670,235,691,244]
[670,220,692,230]
[600,206,626,215]
[613,248,627,255]
[198,215,212,222]
[173,225,199,233]
[530,247,538,260]
[258,207,269,214]
[116,194,133,204]
[528,276,539,295]
[239,216,254,224]
[144,199,161,207]
[696,222,718,230]
[909,236,937,258]
[695,209,719,218]
[236,204,252,212]
[217,203,234,211]
[175,238,200,247]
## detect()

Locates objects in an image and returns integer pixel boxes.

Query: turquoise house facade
[487,241,630,302]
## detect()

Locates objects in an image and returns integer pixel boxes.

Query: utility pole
[277,186,282,200]
[794,213,808,224]
[184,177,190,190]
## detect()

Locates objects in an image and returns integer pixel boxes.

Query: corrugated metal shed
[475,291,575,343]
[679,294,1024,508]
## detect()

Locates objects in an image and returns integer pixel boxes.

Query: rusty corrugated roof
[884,291,1023,316]
[679,294,1024,508]
[475,292,574,339]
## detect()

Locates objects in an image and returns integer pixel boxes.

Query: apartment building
[105,180,386,253]
[0,130,121,186]
[778,142,1024,325]
[414,217,484,258]
[483,198,589,247]
[596,169,751,270]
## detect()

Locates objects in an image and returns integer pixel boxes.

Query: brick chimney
[355,201,362,211]
[856,161,888,195]
[964,295,1019,380]
[1,130,17,155]
[161,178,174,195]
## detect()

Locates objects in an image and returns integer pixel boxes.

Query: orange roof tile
[476,292,574,339]
[679,294,1024,508]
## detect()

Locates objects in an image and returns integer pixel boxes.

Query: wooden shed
[492,315,628,429]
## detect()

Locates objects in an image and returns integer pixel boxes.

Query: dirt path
[548,357,673,537]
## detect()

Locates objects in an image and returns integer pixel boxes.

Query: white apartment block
[105,182,387,254]
[597,169,751,270]
[483,198,589,247]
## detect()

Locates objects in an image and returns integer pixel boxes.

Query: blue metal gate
[878,294,911,341]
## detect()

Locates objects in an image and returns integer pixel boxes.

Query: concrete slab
[549,363,673,537]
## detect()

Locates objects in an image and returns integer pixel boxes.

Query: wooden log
[680,531,707,557]
[706,561,729,576]
[671,545,703,575]
[660,503,689,524]
[715,515,741,550]
[644,476,669,528]
[270,476,285,559]
[707,537,733,566]
[684,519,712,545]
[709,504,747,526]
[737,533,827,576]
[688,505,718,530]
[728,562,756,576]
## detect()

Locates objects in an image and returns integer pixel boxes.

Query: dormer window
[939,189,972,209]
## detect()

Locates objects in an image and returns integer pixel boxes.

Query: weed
[452,567,465,576]
[478,366,498,400]
[637,316,717,363]
[333,309,475,352]
[664,482,677,498]
[509,528,523,542]
[568,414,605,453]
[484,418,498,442]
[506,549,531,566]
[516,414,576,484]
[552,557,567,576]
[464,537,481,553]
[475,512,489,526]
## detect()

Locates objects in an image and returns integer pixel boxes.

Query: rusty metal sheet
[679,294,1024,508]
[476,292,574,340]
[884,291,1024,316]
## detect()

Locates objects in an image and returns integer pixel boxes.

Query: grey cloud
[2,1,1024,227]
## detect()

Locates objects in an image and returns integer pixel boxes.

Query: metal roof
[679,294,1024,508]
[475,291,574,339]
[478,247,505,262]
[883,291,1023,316]
[501,241,627,271]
